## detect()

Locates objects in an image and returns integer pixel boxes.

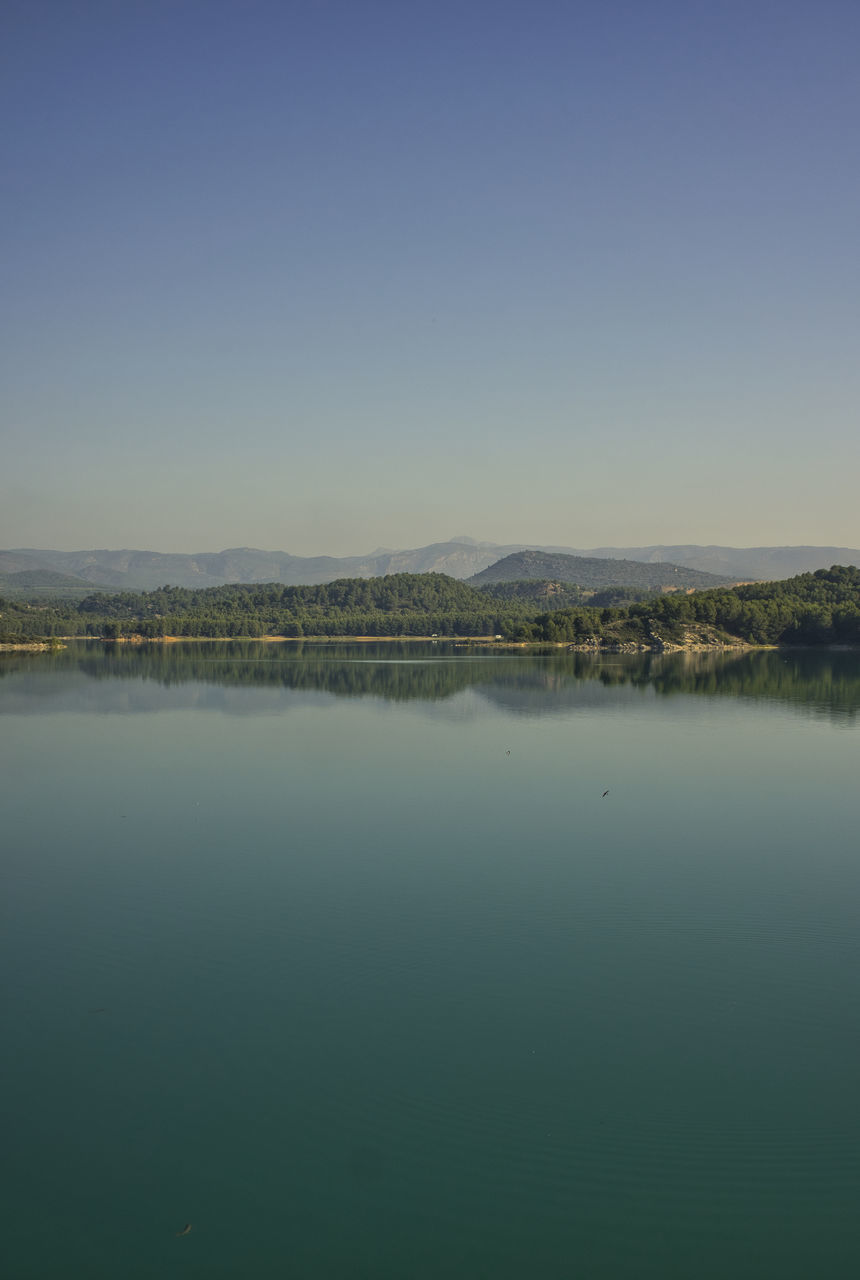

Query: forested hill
[1,567,859,648]
[527,565,860,646]
[469,550,735,589]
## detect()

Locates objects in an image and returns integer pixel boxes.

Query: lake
[2,641,859,1278]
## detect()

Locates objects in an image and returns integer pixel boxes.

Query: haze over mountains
[1,540,859,592]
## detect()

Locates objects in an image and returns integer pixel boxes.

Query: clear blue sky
[2,0,858,554]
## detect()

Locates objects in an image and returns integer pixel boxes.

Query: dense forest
[1,567,859,648]
[0,574,528,641]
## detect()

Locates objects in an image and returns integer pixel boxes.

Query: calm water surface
[2,642,860,1278]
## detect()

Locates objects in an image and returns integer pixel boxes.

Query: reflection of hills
[73,642,495,702]
[1,641,858,723]
[475,650,860,724]
[0,641,494,705]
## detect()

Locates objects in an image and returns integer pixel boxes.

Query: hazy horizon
[3,1,859,556]
[5,534,860,560]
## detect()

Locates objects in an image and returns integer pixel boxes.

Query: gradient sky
[2,0,858,555]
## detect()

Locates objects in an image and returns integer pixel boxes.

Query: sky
[2,0,859,556]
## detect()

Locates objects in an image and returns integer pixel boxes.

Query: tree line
[0,574,530,641]
[1,566,859,647]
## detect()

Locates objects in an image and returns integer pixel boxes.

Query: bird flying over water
[175,1224,192,1237]
[602,790,610,797]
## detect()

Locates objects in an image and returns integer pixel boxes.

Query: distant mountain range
[1,540,858,592]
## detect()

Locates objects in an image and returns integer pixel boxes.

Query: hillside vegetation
[1,567,859,648]
[476,580,655,610]
[521,565,860,647]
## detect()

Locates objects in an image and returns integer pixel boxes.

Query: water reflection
[1,640,859,723]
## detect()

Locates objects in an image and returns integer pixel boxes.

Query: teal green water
[2,643,860,1278]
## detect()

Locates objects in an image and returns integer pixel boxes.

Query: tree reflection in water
[2,641,859,725]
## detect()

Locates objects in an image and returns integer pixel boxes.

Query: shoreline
[3,636,857,653]
[0,634,785,653]
[97,632,765,652]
